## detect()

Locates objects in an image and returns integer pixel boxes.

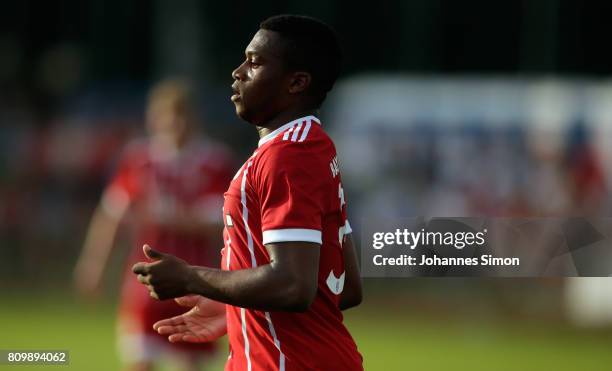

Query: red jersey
[105,138,234,351]
[106,138,233,265]
[221,116,363,371]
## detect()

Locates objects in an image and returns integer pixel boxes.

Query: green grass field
[1,289,611,371]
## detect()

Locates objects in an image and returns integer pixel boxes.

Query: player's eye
[245,57,260,68]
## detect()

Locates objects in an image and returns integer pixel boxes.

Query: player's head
[231,15,342,125]
[146,78,195,144]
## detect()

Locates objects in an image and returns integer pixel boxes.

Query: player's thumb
[143,244,165,261]
[175,295,201,308]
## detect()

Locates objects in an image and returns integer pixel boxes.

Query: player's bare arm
[133,242,320,312]
[73,197,128,297]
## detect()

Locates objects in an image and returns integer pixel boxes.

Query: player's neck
[256,108,318,139]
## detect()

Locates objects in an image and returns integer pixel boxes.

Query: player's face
[231,29,291,125]
[146,99,187,143]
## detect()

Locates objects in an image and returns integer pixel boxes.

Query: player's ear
[288,71,311,94]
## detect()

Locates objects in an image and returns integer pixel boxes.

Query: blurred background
[1,1,612,370]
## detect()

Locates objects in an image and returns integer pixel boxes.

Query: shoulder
[253,126,337,188]
[259,121,333,163]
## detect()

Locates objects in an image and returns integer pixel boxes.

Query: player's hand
[132,244,194,300]
[153,295,227,343]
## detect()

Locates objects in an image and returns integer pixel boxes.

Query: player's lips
[231,84,241,102]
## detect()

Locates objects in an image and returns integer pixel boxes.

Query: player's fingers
[136,274,149,285]
[149,291,159,300]
[132,262,149,275]
[175,295,201,308]
[143,244,165,261]
[168,333,186,343]
[168,333,202,343]
[153,320,169,331]
[155,325,177,335]
[156,324,188,335]
[153,316,185,330]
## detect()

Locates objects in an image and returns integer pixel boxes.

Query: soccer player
[74,79,234,371]
[133,15,364,370]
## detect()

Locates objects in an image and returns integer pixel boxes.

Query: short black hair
[260,15,342,107]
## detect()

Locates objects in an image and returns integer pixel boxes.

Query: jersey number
[328,182,347,296]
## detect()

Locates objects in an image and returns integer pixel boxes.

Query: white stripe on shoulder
[282,125,295,141]
[290,122,303,142]
[258,115,321,147]
[298,120,312,142]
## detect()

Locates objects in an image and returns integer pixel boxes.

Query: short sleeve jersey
[221,115,362,371]
[104,138,234,266]
[106,138,234,355]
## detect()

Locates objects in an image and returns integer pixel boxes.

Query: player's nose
[232,61,246,81]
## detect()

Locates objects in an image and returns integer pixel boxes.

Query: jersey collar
[257,115,321,147]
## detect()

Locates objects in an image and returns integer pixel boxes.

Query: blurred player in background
[74,79,235,371]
